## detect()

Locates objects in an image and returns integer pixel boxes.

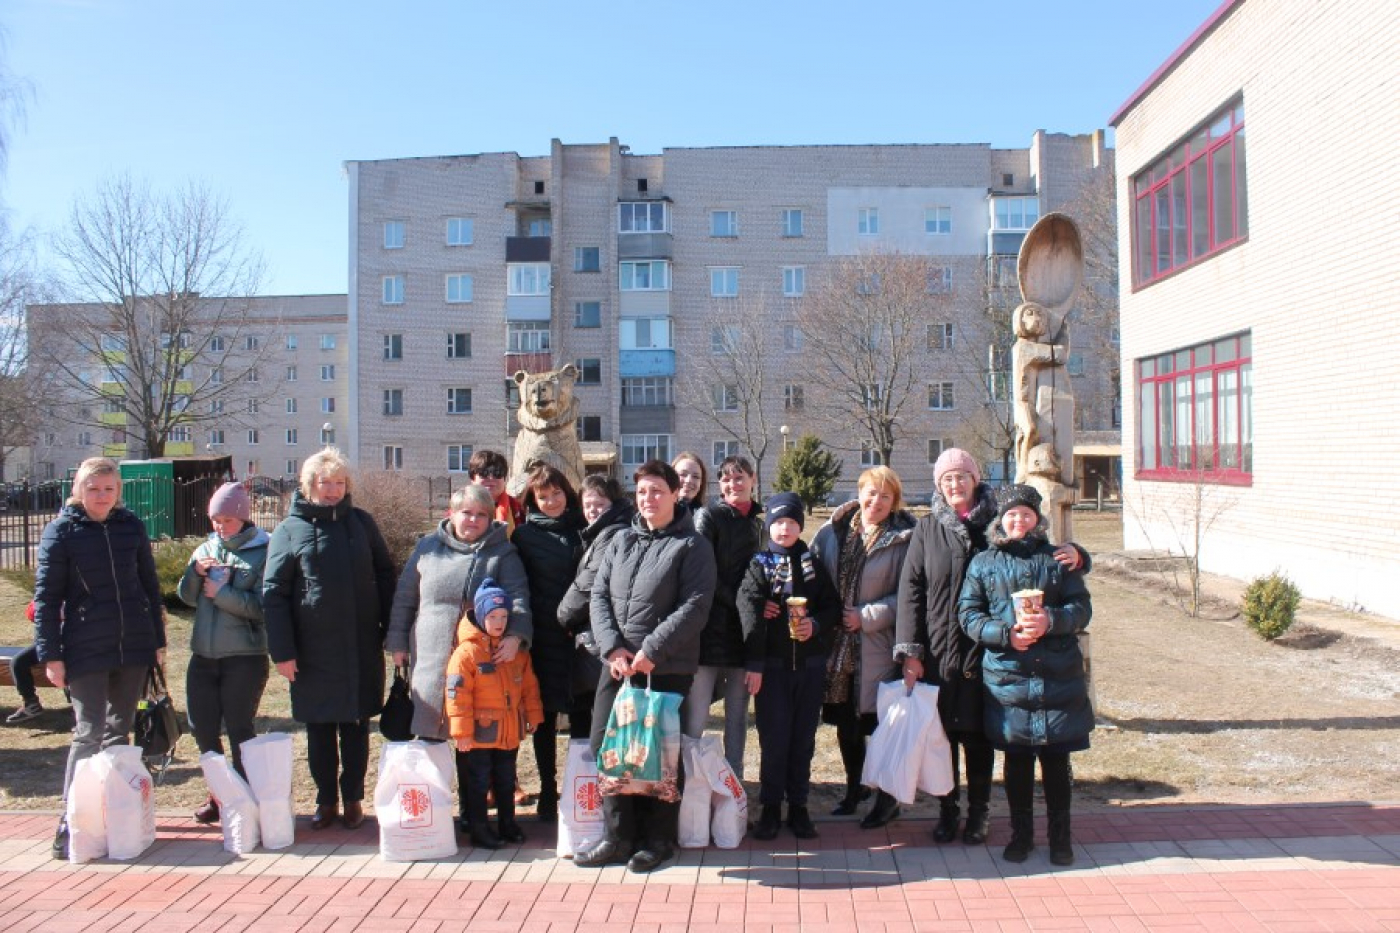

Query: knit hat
[207,482,251,522]
[933,448,981,487]
[995,484,1043,520]
[764,492,806,533]
[472,577,511,629]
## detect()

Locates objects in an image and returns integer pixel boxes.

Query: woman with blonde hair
[35,457,165,860]
[811,465,916,828]
[264,448,396,830]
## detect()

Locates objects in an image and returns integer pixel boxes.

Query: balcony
[506,236,550,262]
[619,406,674,435]
[505,294,550,321]
[617,232,672,260]
[100,411,127,427]
[504,351,552,376]
[619,349,675,378]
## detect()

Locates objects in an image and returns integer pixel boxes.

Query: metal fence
[0,482,67,572]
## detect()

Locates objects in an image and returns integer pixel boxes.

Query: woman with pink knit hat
[894,450,1087,846]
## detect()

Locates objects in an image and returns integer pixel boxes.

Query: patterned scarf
[825,507,888,705]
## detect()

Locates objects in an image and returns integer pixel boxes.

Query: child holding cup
[738,493,840,841]
[958,484,1092,866]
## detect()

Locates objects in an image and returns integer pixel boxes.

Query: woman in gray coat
[387,483,532,830]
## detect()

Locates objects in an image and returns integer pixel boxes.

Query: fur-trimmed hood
[929,484,998,550]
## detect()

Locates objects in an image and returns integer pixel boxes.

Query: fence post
[21,479,31,570]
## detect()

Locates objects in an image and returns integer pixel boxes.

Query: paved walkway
[0,804,1396,932]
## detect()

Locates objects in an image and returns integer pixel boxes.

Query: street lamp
[780,424,790,451]
[321,422,335,447]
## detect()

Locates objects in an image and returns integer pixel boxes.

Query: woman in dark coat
[510,464,584,822]
[35,457,165,861]
[263,448,396,831]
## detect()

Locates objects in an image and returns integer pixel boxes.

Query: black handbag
[379,665,414,742]
[134,664,184,782]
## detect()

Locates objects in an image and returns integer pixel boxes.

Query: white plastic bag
[862,681,939,805]
[677,736,710,849]
[557,738,605,858]
[915,686,955,797]
[374,740,457,862]
[201,751,261,854]
[697,735,747,849]
[239,733,296,849]
[104,745,156,860]
[66,754,110,864]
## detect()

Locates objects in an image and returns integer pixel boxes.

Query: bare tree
[678,293,775,489]
[797,252,951,465]
[0,223,44,479]
[1126,471,1239,618]
[1059,166,1121,433]
[33,175,272,458]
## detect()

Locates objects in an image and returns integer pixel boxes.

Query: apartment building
[1111,0,1398,618]
[27,294,347,483]
[347,132,1118,496]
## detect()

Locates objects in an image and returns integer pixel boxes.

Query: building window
[858,207,879,235]
[712,440,740,465]
[286,364,298,381]
[575,358,602,385]
[321,364,335,381]
[928,382,955,410]
[245,368,260,384]
[927,266,952,294]
[636,178,648,192]
[210,336,225,353]
[383,446,403,470]
[1132,99,1248,286]
[320,426,335,445]
[447,387,472,414]
[618,201,668,233]
[574,247,600,273]
[621,377,673,407]
[783,383,804,411]
[320,334,336,350]
[507,263,550,296]
[620,434,672,472]
[321,397,335,413]
[383,389,403,416]
[710,267,739,298]
[528,218,552,237]
[210,368,223,385]
[285,459,298,476]
[382,275,404,305]
[862,384,883,410]
[781,208,804,238]
[711,325,739,355]
[924,206,951,235]
[208,429,224,446]
[783,325,803,352]
[247,429,259,445]
[860,442,884,467]
[619,260,671,291]
[927,323,954,350]
[507,321,550,354]
[285,335,297,351]
[285,428,298,445]
[446,218,473,246]
[782,266,805,298]
[574,301,601,328]
[927,438,952,464]
[100,333,126,352]
[168,426,191,444]
[447,444,473,473]
[383,221,404,249]
[993,197,1040,231]
[383,334,403,360]
[248,399,260,415]
[286,398,298,414]
[1067,353,1086,377]
[711,385,739,413]
[619,317,671,350]
[446,274,474,303]
[1136,332,1252,481]
[447,332,471,359]
[576,416,602,442]
[710,210,738,237]
[209,399,224,415]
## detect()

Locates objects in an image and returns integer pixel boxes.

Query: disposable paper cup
[785,597,808,638]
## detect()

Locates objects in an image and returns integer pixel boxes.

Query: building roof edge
[1108,0,1244,128]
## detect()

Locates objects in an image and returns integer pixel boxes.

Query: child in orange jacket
[446,578,543,850]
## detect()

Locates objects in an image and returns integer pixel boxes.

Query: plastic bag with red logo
[374,740,457,862]
[676,736,710,849]
[556,738,605,858]
[104,745,157,859]
[201,751,261,854]
[239,733,295,850]
[697,734,748,849]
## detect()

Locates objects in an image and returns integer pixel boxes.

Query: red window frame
[1136,332,1251,485]
[1132,98,1248,288]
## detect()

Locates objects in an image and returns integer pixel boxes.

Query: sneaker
[6,702,43,724]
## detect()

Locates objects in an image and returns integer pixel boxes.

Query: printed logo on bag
[573,778,602,817]
[399,784,433,828]
[130,773,152,805]
[624,740,649,768]
[601,749,621,770]
[722,772,743,801]
[615,699,638,726]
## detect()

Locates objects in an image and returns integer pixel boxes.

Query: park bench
[0,646,58,689]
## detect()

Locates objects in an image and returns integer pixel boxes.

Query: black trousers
[186,654,269,780]
[754,655,825,807]
[943,728,995,810]
[9,645,39,705]
[532,697,594,800]
[1002,749,1073,813]
[826,700,877,788]
[463,747,519,828]
[305,719,370,806]
[589,670,692,850]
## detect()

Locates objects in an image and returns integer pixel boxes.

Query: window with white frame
[210,336,225,353]
[447,444,473,473]
[928,322,954,350]
[620,434,672,472]
[927,265,952,294]
[782,266,805,297]
[320,334,336,350]
[286,364,298,381]
[863,384,883,410]
[246,368,259,384]
[100,333,125,352]
[286,398,298,414]
[711,384,739,412]
[576,416,602,442]
[383,221,404,248]
[246,458,260,476]
[712,440,740,465]
[285,459,298,476]
[619,260,671,291]
[446,218,473,246]
[710,210,738,237]
[618,201,668,233]
[621,377,673,407]
[247,399,259,415]
[711,325,740,354]
[924,206,951,235]
[860,442,884,467]
[783,324,803,351]
[383,334,403,360]
[321,397,335,413]
[927,438,952,464]
[168,426,192,444]
[619,317,671,350]
[858,207,879,235]
[77,430,93,446]
[320,425,335,445]
[993,197,1040,231]
[447,387,472,414]
[574,301,601,328]
[210,367,223,385]
[285,335,297,351]
[383,389,403,416]
[285,428,298,445]
[528,218,552,237]
[209,399,224,415]
[208,429,224,446]
[783,383,804,411]
[507,263,550,296]
[247,429,260,445]
[447,332,471,358]
[574,247,600,272]
[446,274,474,303]
[574,358,601,385]
[928,382,955,410]
[710,267,739,298]
[383,446,403,470]
[781,208,804,237]
[506,321,550,353]
[321,364,335,381]
[383,275,404,305]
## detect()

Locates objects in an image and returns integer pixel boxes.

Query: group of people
[29,443,1093,873]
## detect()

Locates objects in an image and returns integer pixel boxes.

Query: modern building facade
[346,132,1119,497]
[1111,0,1398,618]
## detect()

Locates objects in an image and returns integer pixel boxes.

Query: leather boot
[468,822,503,850]
[860,790,901,829]
[1002,810,1035,863]
[752,804,782,841]
[962,805,991,845]
[831,783,868,816]
[787,805,818,840]
[193,795,221,825]
[931,798,960,844]
[1048,810,1074,866]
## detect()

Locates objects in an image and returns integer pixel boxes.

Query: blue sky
[3,0,1222,296]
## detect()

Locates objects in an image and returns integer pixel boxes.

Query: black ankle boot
[962,805,991,845]
[1047,810,1074,866]
[831,783,866,816]
[752,804,782,840]
[932,799,960,843]
[859,790,901,829]
[787,805,818,839]
[1002,810,1035,863]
